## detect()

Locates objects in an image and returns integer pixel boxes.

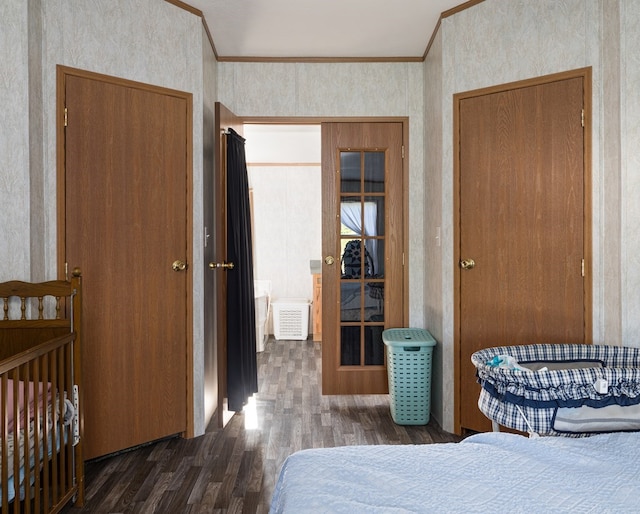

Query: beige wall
[620,2,640,340]
[423,28,445,428]
[245,125,322,318]
[5,0,640,438]
[425,0,640,432]
[218,62,428,329]
[0,0,212,435]
[1,1,31,279]
[249,164,322,313]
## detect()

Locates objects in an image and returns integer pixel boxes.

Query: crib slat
[11,370,20,511]
[50,351,59,508]
[64,343,74,495]
[23,362,32,514]
[55,346,64,505]
[32,357,42,514]
[1,374,8,513]
[42,353,50,513]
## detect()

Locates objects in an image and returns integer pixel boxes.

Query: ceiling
[183,0,468,60]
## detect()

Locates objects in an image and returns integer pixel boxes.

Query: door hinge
[64,107,68,127]
[581,109,584,128]
[401,145,405,159]
[581,258,585,277]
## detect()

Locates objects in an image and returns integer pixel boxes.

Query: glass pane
[340,239,373,279]
[364,282,384,322]
[340,152,361,193]
[365,196,385,238]
[341,282,361,321]
[340,199,362,236]
[364,326,384,365]
[363,239,383,279]
[364,152,385,193]
[341,326,361,365]
[337,149,388,370]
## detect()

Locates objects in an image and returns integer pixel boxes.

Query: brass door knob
[172,260,188,272]
[209,262,235,270]
[459,259,475,270]
[325,256,335,265]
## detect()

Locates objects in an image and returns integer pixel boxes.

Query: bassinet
[472,344,640,437]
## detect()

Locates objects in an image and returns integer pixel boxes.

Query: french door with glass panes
[321,122,404,394]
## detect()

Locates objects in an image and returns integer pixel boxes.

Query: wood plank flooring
[63,338,461,513]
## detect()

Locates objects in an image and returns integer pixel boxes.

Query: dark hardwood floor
[63,338,461,513]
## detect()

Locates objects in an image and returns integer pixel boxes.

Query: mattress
[270,431,640,513]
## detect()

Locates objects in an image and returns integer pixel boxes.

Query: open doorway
[239,119,407,397]
[244,124,322,344]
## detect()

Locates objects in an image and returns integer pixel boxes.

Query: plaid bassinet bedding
[472,344,640,436]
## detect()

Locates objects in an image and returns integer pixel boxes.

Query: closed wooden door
[455,73,590,434]
[60,68,191,458]
[321,122,404,395]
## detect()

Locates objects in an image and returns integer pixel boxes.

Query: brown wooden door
[211,102,243,427]
[321,122,404,395]
[61,69,191,459]
[456,74,589,433]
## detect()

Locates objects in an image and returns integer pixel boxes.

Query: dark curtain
[226,128,258,412]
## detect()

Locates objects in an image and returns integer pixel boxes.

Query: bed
[270,430,640,513]
[0,271,84,513]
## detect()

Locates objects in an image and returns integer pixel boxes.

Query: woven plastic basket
[383,328,436,425]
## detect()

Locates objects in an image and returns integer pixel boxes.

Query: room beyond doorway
[244,123,322,340]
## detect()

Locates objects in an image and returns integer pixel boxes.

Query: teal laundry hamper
[383,328,436,425]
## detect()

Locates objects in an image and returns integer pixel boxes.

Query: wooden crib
[0,270,84,513]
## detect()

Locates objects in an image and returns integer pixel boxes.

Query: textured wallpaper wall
[423,30,446,427]
[425,0,640,433]
[217,61,427,329]
[5,0,639,437]
[0,2,31,281]
[41,0,204,282]
[249,165,322,312]
[44,0,207,435]
[438,0,603,433]
[621,3,640,342]
[0,0,210,434]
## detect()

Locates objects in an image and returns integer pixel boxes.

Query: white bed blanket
[270,431,640,513]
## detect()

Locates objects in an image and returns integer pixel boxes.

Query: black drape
[226,128,258,412]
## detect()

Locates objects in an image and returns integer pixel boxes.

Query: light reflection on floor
[243,395,259,430]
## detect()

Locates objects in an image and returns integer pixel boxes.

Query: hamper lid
[382,328,436,347]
